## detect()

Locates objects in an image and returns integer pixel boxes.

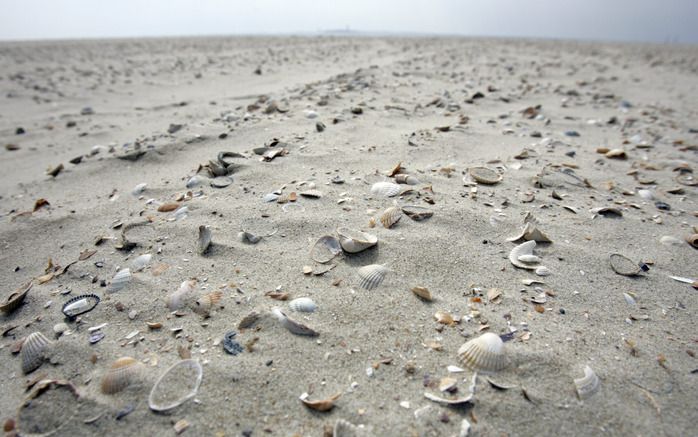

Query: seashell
[401,205,433,221]
[186,175,204,189]
[263,192,280,202]
[210,176,233,188]
[573,365,600,400]
[509,241,539,270]
[506,222,552,243]
[148,359,203,412]
[357,264,389,290]
[394,174,420,185]
[380,206,402,228]
[197,225,212,255]
[191,290,222,318]
[167,280,197,311]
[158,202,180,212]
[423,391,473,405]
[101,357,145,394]
[518,254,541,263]
[590,207,623,218]
[222,331,244,355]
[238,231,262,244]
[457,332,507,373]
[238,311,260,330]
[637,189,654,200]
[207,159,228,176]
[469,166,502,185]
[272,308,319,336]
[336,227,377,253]
[411,286,433,302]
[609,253,642,276]
[62,293,100,318]
[605,148,627,159]
[0,281,32,314]
[310,235,342,263]
[289,297,317,313]
[370,181,401,197]
[20,332,51,374]
[173,206,189,220]
[299,392,340,411]
[131,254,152,272]
[334,419,360,437]
[299,189,323,198]
[685,234,698,249]
[106,268,131,292]
[131,183,147,196]
[535,266,551,276]
[217,151,245,167]
[659,235,682,246]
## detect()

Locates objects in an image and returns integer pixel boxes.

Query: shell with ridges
[289,297,317,313]
[0,281,32,314]
[62,293,100,318]
[370,181,401,197]
[574,365,600,399]
[457,332,507,373]
[106,268,131,292]
[20,332,51,374]
[357,264,389,290]
[509,241,539,270]
[336,227,377,253]
[379,206,402,228]
[191,290,222,317]
[167,280,197,311]
[131,254,152,272]
[148,359,203,412]
[101,356,145,394]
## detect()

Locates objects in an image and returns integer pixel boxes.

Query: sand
[0,36,697,436]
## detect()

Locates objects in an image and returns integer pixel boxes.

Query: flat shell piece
[509,241,539,270]
[469,166,502,185]
[401,205,433,221]
[210,176,233,188]
[310,235,342,263]
[609,253,642,276]
[423,391,473,405]
[149,359,203,412]
[106,268,131,292]
[0,281,32,314]
[62,294,100,318]
[272,308,319,336]
[299,392,341,412]
[590,207,623,218]
[574,365,600,400]
[506,223,552,243]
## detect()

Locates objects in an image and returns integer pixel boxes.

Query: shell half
[336,228,377,253]
[101,356,145,394]
[457,332,507,373]
[609,253,641,276]
[20,332,52,374]
[289,297,317,313]
[401,205,433,221]
[0,281,32,314]
[357,264,389,290]
[106,268,131,292]
[167,280,197,311]
[62,294,100,318]
[380,206,402,228]
[370,181,401,197]
[148,359,203,412]
[469,167,502,185]
[506,223,552,243]
[197,225,212,255]
[574,365,600,400]
[272,308,319,336]
[131,254,152,272]
[310,236,342,263]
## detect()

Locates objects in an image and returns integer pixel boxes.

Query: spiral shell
[106,268,131,292]
[0,281,32,314]
[20,332,51,374]
[357,265,389,290]
[336,227,377,253]
[379,206,402,229]
[574,365,600,400]
[370,182,401,197]
[131,254,152,272]
[148,359,203,412]
[289,297,317,313]
[101,356,145,394]
[457,332,507,373]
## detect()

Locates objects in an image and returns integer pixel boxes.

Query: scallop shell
[357,264,389,290]
[574,365,600,400]
[197,225,212,255]
[401,205,433,221]
[380,206,402,228]
[101,356,145,394]
[272,308,319,336]
[148,359,203,412]
[509,241,539,270]
[289,297,317,313]
[310,235,342,263]
[191,290,222,318]
[0,281,32,314]
[370,181,401,197]
[469,167,502,185]
[62,293,100,318]
[167,280,197,311]
[457,332,507,373]
[106,268,131,292]
[506,223,552,243]
[394,174,420,185]
[20,332,51,374]
[131,254,152,272]
[609,253,642,276]
[686,234,698,249]
[336,227,377,253]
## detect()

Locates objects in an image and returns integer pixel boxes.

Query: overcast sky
[1,0,697,43]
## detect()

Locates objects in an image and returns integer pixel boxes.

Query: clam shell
[191,290,222,318]
[357,264,389,290]
[299,392,340,411]
[106,268,131,292]
[210,176,233,188]
[394,174,420,185]
[0,281,32,314]
[148,359,203,412]
[310,235,342,263]
[509,241,539,270]
[272,308,319,336]
[401,205,433,221]
[506,223,552,243]
[20,332,51,374]
[424,391,474,405]
[457,332,507,373]
[131,254,152,272]
[197,225,212,255]
[289,297,317,313]
[370,181,401,197]
[62,293,100,318]
[101,356,145,394]
[686,234,698,249]
[609,253,642,276]
[336,227,377,253]
[469,167,502,185]
[379,206,402,228]
[167,280,197,311]
[574,365,600,400]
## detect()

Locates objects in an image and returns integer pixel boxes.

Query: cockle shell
[609,253,642,276]
[167,280,197,311]
[336,227,377,253]
[506,222,552,243]
[357,264,389,290]
[20,332,52,374]
[148,359,203,412]
[101,356,144,394]
[0,281,32,314]
[370,182,401,197]
[191,290,222,318]
[310,236,342,263]
[574,365,600,400]
[272,308,319,336]
[380,206,402,228]
[509,241,539,270]
[131,254,152,272]
[457,332,507,373]
[394,174,420,185]
[62,294,100,318]
[289,297,317,313]
[469,167,502,185]
[106,268,131,292]
[197,225,212,255]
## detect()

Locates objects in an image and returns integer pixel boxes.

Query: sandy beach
[0,36,697,436]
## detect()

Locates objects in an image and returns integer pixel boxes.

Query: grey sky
[1,0,697,43]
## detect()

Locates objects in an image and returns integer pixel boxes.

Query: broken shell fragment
[20,332,52,374]
[289,297,317,313]
[469,166,502,185]
[423,391,473,405]
[394,174,420,185]
[506,223,552,243]
[590,207,623,218]
[411,286,433,302]
[191,290,222,318]
[509,241,540,270]
[131,254,152,272]
[197,225,212,255]
[370,181,401,197]
[149,359,203,412]
[238,231,262,244]
[16,380,79,436]
[101,356,144,394]
[609,253,642,276]
[106,268,131,292]
[336,227,377,253]
[334,419,360,437]
[310,235,342,263]
[62,294,100,318]
[0,281,32,314]
[299,189,323,198]
[357,264,389,290]
[401,205,433,221]
[457,332,507,373]
[574,365,600,400]
[535,266,551,276]
[272,308,319,336]
[379,206,402,228]
[167,280,197,311]
[299,392,341,412]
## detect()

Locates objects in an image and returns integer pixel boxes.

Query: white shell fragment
[370,182,401,197]
[357,264,389,290]
[336,227,377,253]
[131,254,152,272]
[289,297,317,313]
[106,268,131,292]
[574,365,600,400]
[149,359,203,412]
[272,308,319,336]
[535,266,551,276]
[457,332,507,373]
[20,332,52,374]
[310,235,342,263]
[167,280,196,311]
[509,241,540,270]
[506,222,552,243]
[197,225,212,255]
[131,183,147,196]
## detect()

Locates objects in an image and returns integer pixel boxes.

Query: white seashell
[506,222,552,243]
[310,235,342,263]
[380,206,402,228]
[131,183,147,196]
[131,254,152,272]
[191,290,222,318]
[659,235,682,246]
[637,189,654,200]
[186,175,204,189]
[370,181,401,197]
[20,332,51,374]
[394,174,420,185]
[289,297,317,313]
[149,359,203,412]
[107,268,131,292]
[509,241,539,270]
[535,266,551,276]
[173,206,188,221]
[101,356,144,394]
[271,308,319,336]
[167,280,196,311]
[517,254,541,263]
[263,192,280,202]
[457,332,507,373]
[574,365,600,400]
[336,227,377,253]
[623,292,636,305]
[357,264,389,290]
[299,189,323,198]
[197,225,212,255]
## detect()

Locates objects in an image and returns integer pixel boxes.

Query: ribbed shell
[167,280,196,311]
[380,206,402,228]
[357,265,389,290]
[469,166,502,185]
[20,332,51,374]
[191,291,222,317]
[289,297,317,313]
[106,268,131,292]
[370,182,401,197]
[148,359,203,412]
[0,281,32,314]
[336,228,377,253]
[457,332,507,373]
[197,225,212,255]
[574,365,600,400]
[131,254,152,272]
[101,357,144,394]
